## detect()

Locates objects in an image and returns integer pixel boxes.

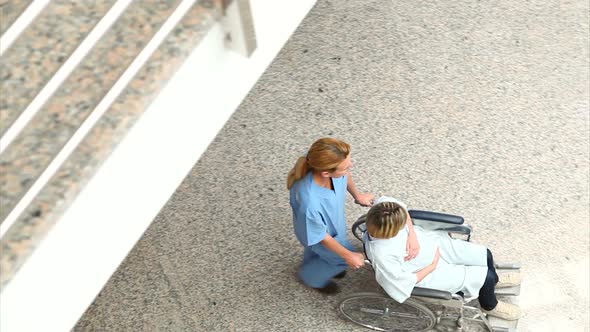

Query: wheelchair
[338,209,521,332]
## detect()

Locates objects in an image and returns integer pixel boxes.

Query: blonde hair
[366,201,407,239]
[286,137,351,189]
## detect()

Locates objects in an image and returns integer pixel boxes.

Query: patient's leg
[417,261,487,298]
[486,249,499,284]
[478,266,499,310]
[433,231,488,267]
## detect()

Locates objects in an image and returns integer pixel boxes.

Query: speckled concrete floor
[75,0,589,331]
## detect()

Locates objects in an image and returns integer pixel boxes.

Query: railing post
[221,0,256,57]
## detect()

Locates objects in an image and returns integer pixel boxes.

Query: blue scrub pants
[298,237,354,288]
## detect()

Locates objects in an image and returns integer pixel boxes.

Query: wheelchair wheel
[338,292,436,332]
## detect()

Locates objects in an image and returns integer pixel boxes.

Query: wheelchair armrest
[352,211,470,242]
[409,210,464,225]
[411,287,452,300]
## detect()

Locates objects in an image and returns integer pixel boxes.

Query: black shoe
[333,271,347,279]
[314,281,340,295]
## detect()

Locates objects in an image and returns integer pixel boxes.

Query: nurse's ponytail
[286,156,309,189]
[286,137,350,189]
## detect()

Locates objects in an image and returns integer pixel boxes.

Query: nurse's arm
[321,234,365,269]
[347,175,374,207]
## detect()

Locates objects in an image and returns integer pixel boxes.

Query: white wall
[0,1,316,331]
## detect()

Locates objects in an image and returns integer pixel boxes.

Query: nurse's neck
[313,171,334,190]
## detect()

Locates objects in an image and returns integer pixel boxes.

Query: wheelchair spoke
[360,307,386,315]
[359,307,427,319]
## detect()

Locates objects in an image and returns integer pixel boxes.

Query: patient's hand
[405,230,420,261]
[415,247,440,282]
[431,247,441,267]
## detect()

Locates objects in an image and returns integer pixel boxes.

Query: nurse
[364,197,523,321]
[287,137,376,294]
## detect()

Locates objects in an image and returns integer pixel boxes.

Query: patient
[364,197,523,321]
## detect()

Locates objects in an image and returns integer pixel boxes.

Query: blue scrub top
[290,171,348,246]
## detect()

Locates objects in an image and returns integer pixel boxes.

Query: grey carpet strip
[0,1,117,137]
[0,0,184,224]
[0,0,223,290]
[0,0,33,35]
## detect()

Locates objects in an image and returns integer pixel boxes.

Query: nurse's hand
[354,193,375,207]
[345,252,366,269]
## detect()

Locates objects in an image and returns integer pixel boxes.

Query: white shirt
[365,197,488,303]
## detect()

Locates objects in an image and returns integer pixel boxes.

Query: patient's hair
[366,201,407,239]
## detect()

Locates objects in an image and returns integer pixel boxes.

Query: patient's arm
[405,213,420,261]
[415,247,440,283]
